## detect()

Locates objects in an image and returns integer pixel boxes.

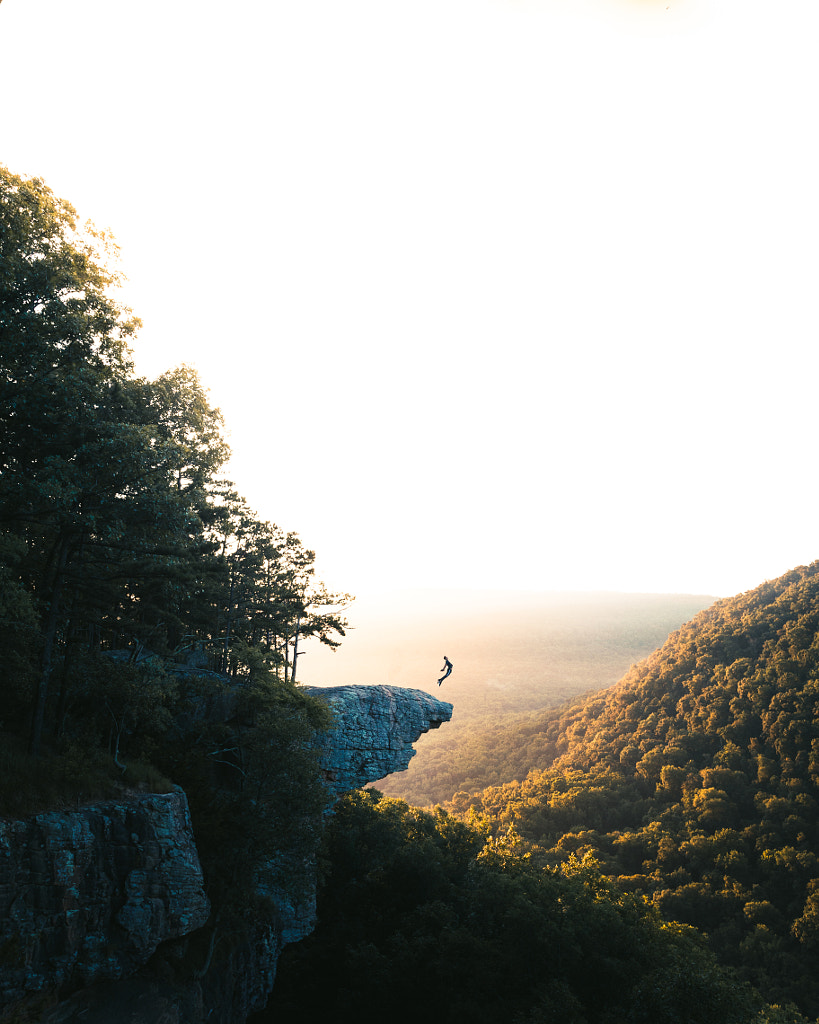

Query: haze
[1,0,816,602]
[298,587,715,697]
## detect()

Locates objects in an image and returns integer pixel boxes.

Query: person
[438,656,453,686]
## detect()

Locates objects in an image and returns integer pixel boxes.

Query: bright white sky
[1,0,817,602]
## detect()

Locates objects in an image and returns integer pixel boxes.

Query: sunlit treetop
[0,164,140,378]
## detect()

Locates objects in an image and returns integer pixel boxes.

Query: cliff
[0,789,209,1011]
[0,684,452,1023]
[304,684,453,797]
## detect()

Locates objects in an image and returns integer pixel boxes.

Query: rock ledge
[304,684,453,797]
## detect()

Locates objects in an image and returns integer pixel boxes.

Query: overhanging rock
[303,684,453,798]
[3,685,452,1023]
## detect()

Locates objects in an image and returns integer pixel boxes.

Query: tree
[1,166,348,755]
[1,165,141,753]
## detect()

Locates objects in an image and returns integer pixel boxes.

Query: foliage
[0,730,171,817]
[441,563,819,1017]
[0,164,346,938]
[0,162,349,763]
[262,790,771,1024]
[150,673,333,915]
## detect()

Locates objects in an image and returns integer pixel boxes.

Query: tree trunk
[221,570,235,674]
[52,625,78,741]
[290,612,302,686]
[29,533,70,757]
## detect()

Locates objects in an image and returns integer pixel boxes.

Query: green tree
[1,165,141,752]
[1,165,346,759]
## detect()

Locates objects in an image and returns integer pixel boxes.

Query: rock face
[0,685,451,1022]
[0,789,209,1010]
[304,685,453,798]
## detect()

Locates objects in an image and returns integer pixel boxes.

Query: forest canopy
[437,563,819,1017]
[264,566,819,1022]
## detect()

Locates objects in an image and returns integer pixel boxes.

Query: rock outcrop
[305,684,453,797]
[0,788,209,1010]
[0,684,452,1022]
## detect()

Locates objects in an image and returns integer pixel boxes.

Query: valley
[301,588,715,805]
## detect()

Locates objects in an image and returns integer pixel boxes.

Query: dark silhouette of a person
[438,656,453,686]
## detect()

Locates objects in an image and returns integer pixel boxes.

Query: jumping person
[438,656,453,686]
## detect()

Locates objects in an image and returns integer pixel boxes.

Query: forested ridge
[440,564,819,1016]
[265,568,819,1023]
[265,789,776,1024]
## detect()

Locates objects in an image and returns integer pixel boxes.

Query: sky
[1,0,818,603]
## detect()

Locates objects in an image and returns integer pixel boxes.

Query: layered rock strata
[304,684,453,797]
[0,789,209,1009]
[0,684,452,1022]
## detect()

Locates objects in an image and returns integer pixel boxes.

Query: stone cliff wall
[0,684,452,1023]
[0,789,209,1011]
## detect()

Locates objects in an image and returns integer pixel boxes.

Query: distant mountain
[450,562,819,1016]
[310,589,714,804]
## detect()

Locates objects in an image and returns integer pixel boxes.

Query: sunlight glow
[1,0,816,602]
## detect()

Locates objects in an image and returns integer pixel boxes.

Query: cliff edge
[0,683,452,1023]
[305,684,453,797]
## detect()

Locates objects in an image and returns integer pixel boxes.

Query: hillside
[447,562,819,1016]
[302,589,714,805]
[262,789,772,1024]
